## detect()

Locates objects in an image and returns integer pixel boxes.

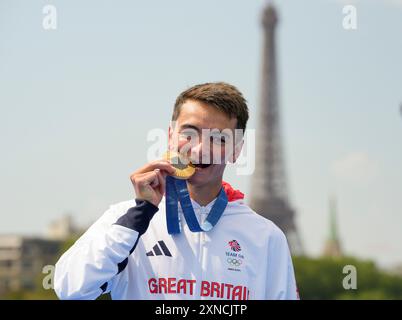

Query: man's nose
[190,139,211,164]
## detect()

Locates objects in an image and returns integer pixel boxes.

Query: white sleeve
[265,226,299,300]
[54,200,158,300]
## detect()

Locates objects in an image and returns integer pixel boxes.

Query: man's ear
[168,122,179,152]
[168,124,175,151]
[229,139,244,164]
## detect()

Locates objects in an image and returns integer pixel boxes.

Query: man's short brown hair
[172,82,249,131]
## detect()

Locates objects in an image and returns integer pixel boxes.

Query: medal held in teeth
[163,151,195,180]
[163,150,228,234]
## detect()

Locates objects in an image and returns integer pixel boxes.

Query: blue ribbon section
[166,176,181,234]
[165,176,228,234]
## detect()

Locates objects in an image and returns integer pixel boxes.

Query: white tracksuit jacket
[54,196,298,300]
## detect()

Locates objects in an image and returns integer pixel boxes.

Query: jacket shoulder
[226,201,287,240]
[76,199,137,242]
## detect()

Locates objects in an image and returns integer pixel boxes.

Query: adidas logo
[146,240,172,257]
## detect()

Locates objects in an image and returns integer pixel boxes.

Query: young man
[54,82,298,300]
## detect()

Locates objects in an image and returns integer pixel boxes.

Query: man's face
[168,99,241,187]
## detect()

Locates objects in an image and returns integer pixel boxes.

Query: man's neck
[187,179,223,207]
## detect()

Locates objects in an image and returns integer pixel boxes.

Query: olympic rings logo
[227,258,242,267]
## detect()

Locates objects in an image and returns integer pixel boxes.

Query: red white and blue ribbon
[165,176,228,234]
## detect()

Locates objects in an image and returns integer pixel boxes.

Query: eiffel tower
[249,3,303,255]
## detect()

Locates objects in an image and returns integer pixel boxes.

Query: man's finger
[155,169,166,196]
[134,171,158,188]
[135,160,175,175]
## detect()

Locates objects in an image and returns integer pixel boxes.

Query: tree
[293,256,402,299]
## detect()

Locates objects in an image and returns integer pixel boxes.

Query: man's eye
[180,131,197,140]
[211,135,226,144]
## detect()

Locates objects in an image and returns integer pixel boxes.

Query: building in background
[46,214,78,241]
[388,264,402,277]
[322,196,343,257]
[0,214,79,296]
[249,3,303,255]
[0,236,62,296]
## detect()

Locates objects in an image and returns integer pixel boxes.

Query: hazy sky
[1,0,401,268]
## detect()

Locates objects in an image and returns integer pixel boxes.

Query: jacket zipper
[199,206,206,299]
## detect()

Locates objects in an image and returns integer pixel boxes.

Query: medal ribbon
[166,176,228,234]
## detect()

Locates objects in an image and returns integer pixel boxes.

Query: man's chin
[187,166,211,184]
[187,166,225,187]
[187,174,206,185]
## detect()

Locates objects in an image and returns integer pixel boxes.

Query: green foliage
[293,256,402,300]
[2,289,58,300]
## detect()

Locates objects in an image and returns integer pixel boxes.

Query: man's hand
[130,160,176,207]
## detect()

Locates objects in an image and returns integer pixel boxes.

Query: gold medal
[163,151,195,180]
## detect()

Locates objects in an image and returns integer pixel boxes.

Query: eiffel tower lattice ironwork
[249,4,303,255]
